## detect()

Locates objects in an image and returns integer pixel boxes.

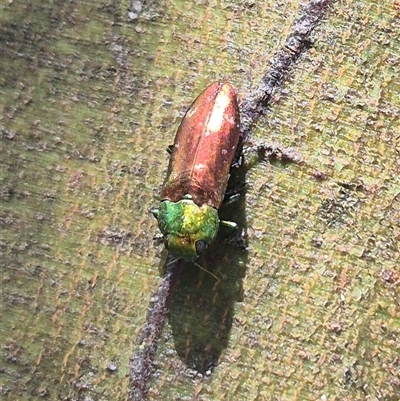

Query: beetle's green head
[153,198,219,260]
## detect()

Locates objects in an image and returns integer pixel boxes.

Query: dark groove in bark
[128,257,183,401]
[240,0,334,141]
[128,1,334,399]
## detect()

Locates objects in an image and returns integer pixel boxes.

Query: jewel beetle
[153,82,241,260]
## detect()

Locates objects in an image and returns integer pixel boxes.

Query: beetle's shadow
[165,163,248,373]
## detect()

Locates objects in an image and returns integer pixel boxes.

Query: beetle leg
[194,262,220,281]
[224,182,247,201]
[243,142,303,169]
[220,220,239,243]
[153,234,165,246]
[220,220,237,230]
[225,231,248,251]
[151,208,159,219]
[221,193,241,208]
[166,145,173,154]
[241,144,271,170]
[231,153,244,168]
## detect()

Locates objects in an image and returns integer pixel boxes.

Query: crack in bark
[128,1,334,399]
[240,0,333,140]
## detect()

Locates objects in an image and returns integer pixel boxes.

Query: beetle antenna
[165,255,219,281]
[165,255,179,268]
[194,262,219,281]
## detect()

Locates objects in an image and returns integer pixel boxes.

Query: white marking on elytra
[194,163,205,170]
[207,87,231,134]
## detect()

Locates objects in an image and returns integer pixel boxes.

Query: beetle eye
[195,240,208,256]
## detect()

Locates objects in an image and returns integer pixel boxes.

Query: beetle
[153,82,241,260]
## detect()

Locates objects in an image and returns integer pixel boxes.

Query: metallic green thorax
[157,198,219,260]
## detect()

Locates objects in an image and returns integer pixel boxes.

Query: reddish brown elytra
[154,82,241,260]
